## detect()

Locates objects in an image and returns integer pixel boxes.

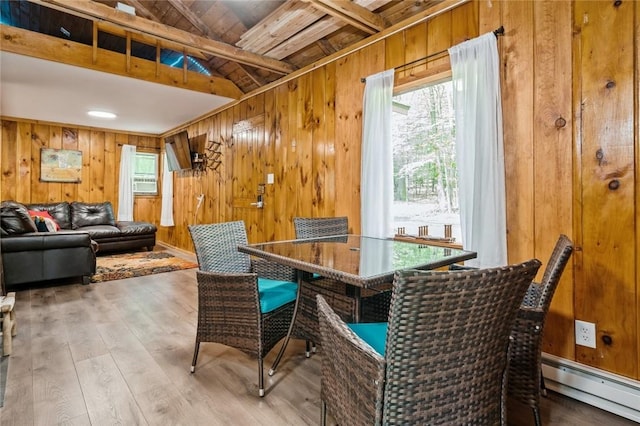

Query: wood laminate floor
[0,252,637,425]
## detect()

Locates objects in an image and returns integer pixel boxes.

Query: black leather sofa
[0,200,157,288]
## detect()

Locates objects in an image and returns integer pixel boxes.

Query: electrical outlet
[575,320,596,348]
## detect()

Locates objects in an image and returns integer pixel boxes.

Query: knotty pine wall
[0,120,162,226]
[159,0,639,381]
[0,0,638,382]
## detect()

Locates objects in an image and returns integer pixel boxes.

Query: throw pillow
[27,202,71,230]
[33,216,49,232]
[28,210,61,231]
[0,201,38,234]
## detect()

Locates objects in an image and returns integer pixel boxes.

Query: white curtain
[449,32,507,268]
[361,69,394,238]
[117,144,136,221]
[160,152,175,226]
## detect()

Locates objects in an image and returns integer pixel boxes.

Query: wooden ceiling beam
[96,21,208,60]
[33,0,296,75]
[315,38,339,56]
[303,0,389,34]
[237,64,265,89]
[266,14,342,60]
[166,0,216,39]
[236,1,325,54]
[0,24,243,99]
[263,0,391,60]
[125,0,158,22]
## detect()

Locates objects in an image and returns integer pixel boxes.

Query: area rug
[91,251,198,283]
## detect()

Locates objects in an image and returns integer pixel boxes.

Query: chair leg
[533,406,542,426]
[10,310,16,337]
[540,370,548,397]
[258,357,265,397]
[305,340,312,357]
[2,312,12,356]
[190,341,200,373]
[270,280,303,375]
[320,400,327,426]
[1,293,16,357]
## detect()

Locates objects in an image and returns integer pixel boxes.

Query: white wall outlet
[575,320,596,348]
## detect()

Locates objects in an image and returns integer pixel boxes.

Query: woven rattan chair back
[317,258,542,426]
[508,234,573,426]
[187,221,295,397]
[284,216,358,363]
[188,221,251,273]
[293,216,348,239]
[534,234,573,313]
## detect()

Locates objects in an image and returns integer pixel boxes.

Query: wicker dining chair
[188,221,298,397]
[317,258,542,425]
[508,234,573,426]
[291,217,391,357]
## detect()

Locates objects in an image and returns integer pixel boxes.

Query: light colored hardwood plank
[75,354,148,425]
[0,268,636,425]
[32,345,88,426]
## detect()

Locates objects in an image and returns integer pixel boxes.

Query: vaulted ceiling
[0,0,447,133]
[96,0,447,93]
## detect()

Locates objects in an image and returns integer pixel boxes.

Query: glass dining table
[238,234,477,374]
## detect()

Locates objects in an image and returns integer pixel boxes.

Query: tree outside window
[392,80,460,242]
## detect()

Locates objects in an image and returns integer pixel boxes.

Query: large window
[133,152,158,195]
[392,80,460,241]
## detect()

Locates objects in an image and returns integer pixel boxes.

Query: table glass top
[241,235,476,281]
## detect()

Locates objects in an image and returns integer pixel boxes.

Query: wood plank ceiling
[6,0,445,94]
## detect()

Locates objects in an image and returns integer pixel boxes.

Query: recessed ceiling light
[88,110,117,119]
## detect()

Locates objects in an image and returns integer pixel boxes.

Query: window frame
[132,151,159,196]
[391,70,461,243]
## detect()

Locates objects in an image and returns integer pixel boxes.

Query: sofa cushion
[117,221,158,235]
[71,201,116,229]
[347,322,388,356]
[27,202,71,230]
[76,224,122,238]
[0,201,38,235]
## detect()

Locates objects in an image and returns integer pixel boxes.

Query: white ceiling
[0,51,235,135]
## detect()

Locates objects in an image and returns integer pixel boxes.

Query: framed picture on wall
[40,148,82,183]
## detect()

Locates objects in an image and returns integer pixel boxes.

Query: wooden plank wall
[0,120,161,227]
[573,0,637,377]
[1,0,639,382]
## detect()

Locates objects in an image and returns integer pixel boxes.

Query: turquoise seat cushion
[257,278,298,314]
[347,322,388,356]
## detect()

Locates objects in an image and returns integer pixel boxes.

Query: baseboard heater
[542,353,640,422]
